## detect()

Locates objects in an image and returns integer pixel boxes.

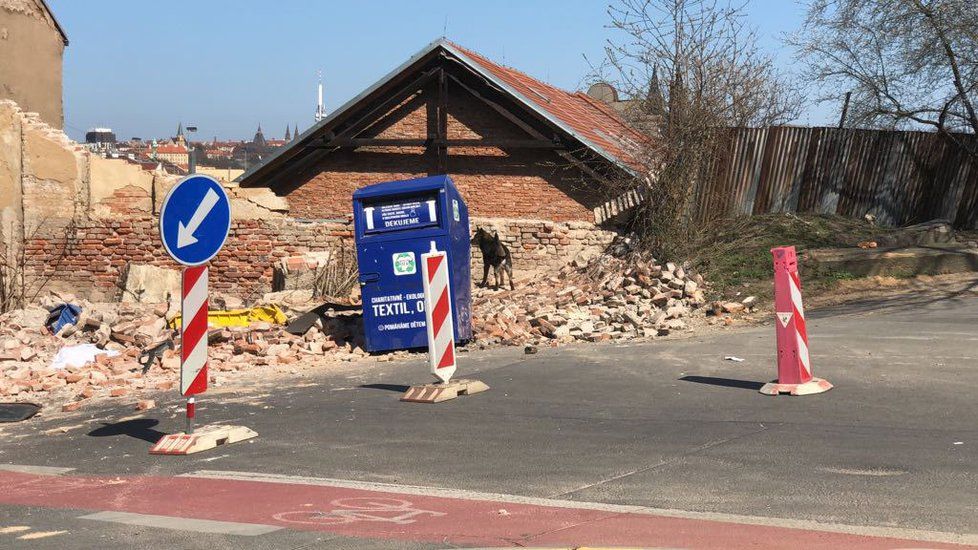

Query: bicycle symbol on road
[273,498,446,526]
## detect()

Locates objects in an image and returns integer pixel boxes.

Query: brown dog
[471,227,515,290]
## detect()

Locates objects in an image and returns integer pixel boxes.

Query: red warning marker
[760,246,833,396]
[400,241,488,403]
[421,242,457,384]
[181,265,209,398]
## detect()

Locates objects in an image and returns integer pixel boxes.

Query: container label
[392,252,416,276]
[369,291,426,332]
[364,198,438,232]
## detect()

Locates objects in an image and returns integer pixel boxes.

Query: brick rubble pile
[472,248,714,347]
[0,291,374,411]
[0,249,757,411]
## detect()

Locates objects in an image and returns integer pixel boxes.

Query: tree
[596,0,799,257]
[792,0,978,156]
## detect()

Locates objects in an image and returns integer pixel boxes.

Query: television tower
[315,70,326,123]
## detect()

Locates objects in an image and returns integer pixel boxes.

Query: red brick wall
[282,89,601,222]
[23,214,352,302]
[469,218,616,275]
[22,209,617,301]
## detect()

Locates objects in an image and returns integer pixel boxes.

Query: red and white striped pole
[181,265,209,432]
[421,241,457,384]
[761,246,832,396]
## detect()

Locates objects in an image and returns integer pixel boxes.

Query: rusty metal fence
[694,126,978,228]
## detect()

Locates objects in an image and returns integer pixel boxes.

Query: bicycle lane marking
[0,470,972,549]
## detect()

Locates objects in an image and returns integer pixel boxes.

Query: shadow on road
[359,383,410,393]
[87,419,167,443]
[680,376,764,391]
[809,275,978,319]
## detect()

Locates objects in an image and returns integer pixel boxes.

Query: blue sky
[49,0,832,142]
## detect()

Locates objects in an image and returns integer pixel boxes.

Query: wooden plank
[329,68,440,144]
[322,138,564,149]
[436,68,449,173]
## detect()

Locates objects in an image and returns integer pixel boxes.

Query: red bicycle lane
[0,470,971,549]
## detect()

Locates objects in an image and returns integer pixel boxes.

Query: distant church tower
[293,124,299,140]
[252,124,266,147]
[284,125,291,141]
[315,71,327,123]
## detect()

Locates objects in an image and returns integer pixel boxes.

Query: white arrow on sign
[177,188,220,248]
[364,206,375,230]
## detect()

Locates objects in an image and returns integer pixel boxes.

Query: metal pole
[838,91,852,129]
[186,396,195,434]
[188,133,196,174]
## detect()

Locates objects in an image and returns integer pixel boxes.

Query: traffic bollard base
[759,377,833,396]
[150,424,257,455]
[401,379,489,403]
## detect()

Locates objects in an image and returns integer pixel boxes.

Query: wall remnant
[0,99,618,303]
[0,0,68,129]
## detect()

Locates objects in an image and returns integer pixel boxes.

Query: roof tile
[448,42,649,170]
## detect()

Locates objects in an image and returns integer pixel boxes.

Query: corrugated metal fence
[695,126,978,228]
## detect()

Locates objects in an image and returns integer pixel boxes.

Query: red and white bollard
[400,241,488,403]
[760,246,833,396]
[180,265,209,431]
[149,263,259,455]
[421,241,457,384]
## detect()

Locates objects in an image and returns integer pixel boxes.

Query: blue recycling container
[353,175,472,352]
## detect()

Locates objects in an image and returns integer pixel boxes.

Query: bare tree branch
[593,0,800,257]
[790,0,978,156]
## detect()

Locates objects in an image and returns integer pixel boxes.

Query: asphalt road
[0,291,976,548]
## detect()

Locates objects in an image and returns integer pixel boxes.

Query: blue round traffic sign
[159,174,232,266]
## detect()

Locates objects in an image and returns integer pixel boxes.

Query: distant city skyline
[49,0,830,143]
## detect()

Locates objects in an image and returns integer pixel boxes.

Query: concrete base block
[759,377,833,396]
[401,379,490,404]
[150,424,257,455]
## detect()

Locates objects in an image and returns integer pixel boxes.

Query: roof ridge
[446,41,567,96]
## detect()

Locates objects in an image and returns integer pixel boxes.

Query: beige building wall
[196,166,244,182]
[0,101,23,257]
[0,0,66,129]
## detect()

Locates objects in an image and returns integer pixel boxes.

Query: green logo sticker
[392,252,416,276]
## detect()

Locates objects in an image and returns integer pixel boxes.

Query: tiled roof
[447,42,650,171]
[239,38,649,184]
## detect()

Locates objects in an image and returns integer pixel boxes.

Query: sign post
[150,174,257,454]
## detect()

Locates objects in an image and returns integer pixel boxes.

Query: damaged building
[3,38,650,301]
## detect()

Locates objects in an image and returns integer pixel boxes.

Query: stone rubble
[0,290,377,411]
[0,250,757,412]
[470,249,715,347]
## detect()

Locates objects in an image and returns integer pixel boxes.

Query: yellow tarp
[168,305,288,329]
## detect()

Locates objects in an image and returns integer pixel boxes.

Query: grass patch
[687,213,895,301]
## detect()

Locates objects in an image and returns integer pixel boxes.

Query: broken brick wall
[23,212,612,301]
[469,218,616,278]
[3,99,617,303]
[2,99,346,302]
[23,216,352,302]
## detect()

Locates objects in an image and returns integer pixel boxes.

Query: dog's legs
[493,265,501,290]
[505,261,515,290]
[480,263,490,288]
